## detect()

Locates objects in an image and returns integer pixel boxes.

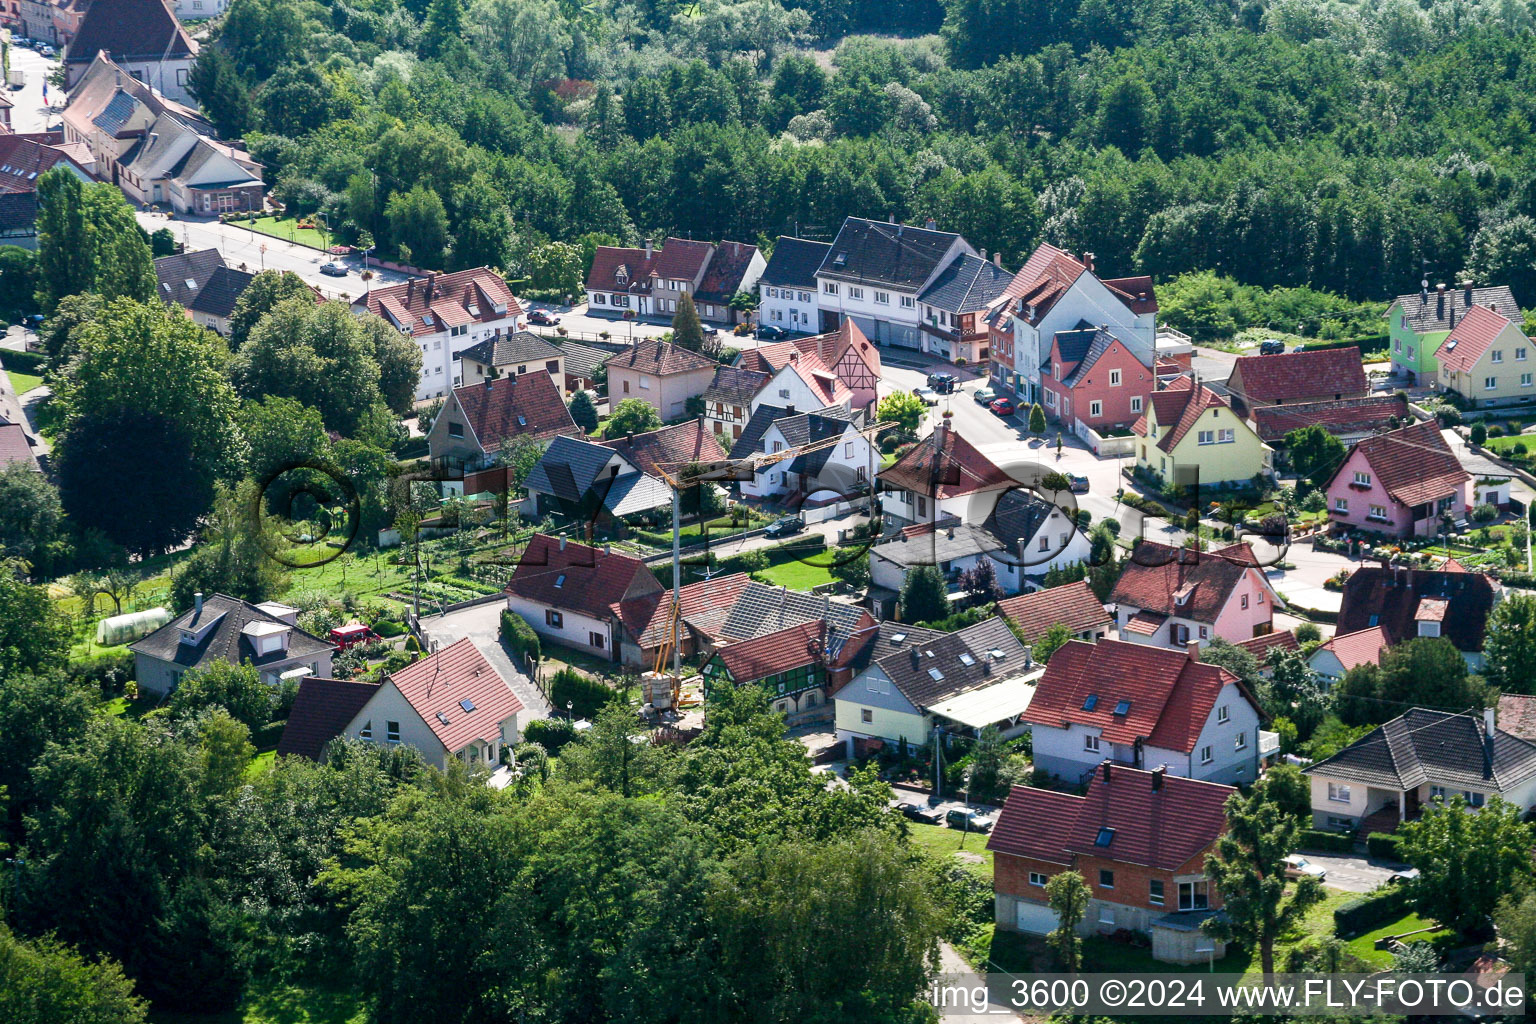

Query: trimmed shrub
[1333,886,1412,938]
[372,618,406,638]
[1299,829,1355,853]
[0,349,46,374]
[523,717,578,755]
[548,667,615,719]
[500,609,540,665]
[1366,832,1403,861]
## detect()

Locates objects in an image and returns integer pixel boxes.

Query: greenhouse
[95,607,172,647]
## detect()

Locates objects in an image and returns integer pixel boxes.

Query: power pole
[671,484,681,685]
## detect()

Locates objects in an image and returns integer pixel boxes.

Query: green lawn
[104,691,162,719]
[245,750,277,781]
[239,215,332,251]
[1342,911,1454,968]
[148,979,366,1024]
[906,820,993,881]
[5,369,44,394]
[751,560,835,590]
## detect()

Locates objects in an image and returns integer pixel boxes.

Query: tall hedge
[499,608,540,665]
[548,667,615,719]
[1333,886,1412,938]
[1298,829,1354,853]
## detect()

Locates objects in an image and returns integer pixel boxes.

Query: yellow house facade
[1135,379,1271,488]
[1435,304,1536,408]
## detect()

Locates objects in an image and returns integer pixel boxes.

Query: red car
[527,309,561,326]
[328,623,380,650]
[989,397,1016,416]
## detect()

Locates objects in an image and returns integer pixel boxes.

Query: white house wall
[343,680,449,770]
[506,595,615,659]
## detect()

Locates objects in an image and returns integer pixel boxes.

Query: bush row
[1333,885,1412,938]
[547,667,617,720]
[499,609,541,666]
[1298,829,1354,853]
[1366,832,1404,862]
[0,349,46,375]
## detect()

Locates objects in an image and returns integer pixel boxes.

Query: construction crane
[644,418,897,710]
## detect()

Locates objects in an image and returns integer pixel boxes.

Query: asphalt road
[134,211,417,298]
[4,47,62,135]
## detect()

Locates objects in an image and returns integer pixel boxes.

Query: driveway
[1293,851,1403,893]
[417,602,551,720]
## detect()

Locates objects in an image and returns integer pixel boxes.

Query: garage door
[1015,900,1058,935]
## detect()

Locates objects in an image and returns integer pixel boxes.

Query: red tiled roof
[1022,638,1252,753]
[624,572,755,649]
[586,245,656,293]
[449,372,580,450]
[1122,610,1166,635]
[778,351,853,407]
[1004,244,1085,325]
[654,237,714,282]
[1135,378,1235,453]
[0,133,87,195]
[1436,304,1520,373]
[1337,419,1469,509]
[989,766,1232,872]
[1315,625,1391,674]
[995,581,1111,646]
[1230,347,1368,405]
[276,677,380,760]
[358,268,522,336]
[695,240,760,302]
[1110,542,1265,622]
[1498,694,1536,743]
[1250,395,1408,443]
[388,637,525,753]
[880,426,1012,499]
[599,418,726,480]
[609,340,717,376]
[1236,630,1299,660]
[739,318,881,378]
[1100,275,1159,314]
[714,620,824,682]
[506,534,662,621]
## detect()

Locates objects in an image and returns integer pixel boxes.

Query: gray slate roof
[1049,327,1128,387]
[1304,708,1536,793]
[841,620,947,676]
[92,90,138,134]
[717,580,868,644]
[871,523,1000,567]
[984,489,1060,552]
[129,593,333,671]
[523,434,670,516]
[873,617,1029,709]
[555,340,612,381]
[729,404,858,461]
[703,365,770,407]
[459,330,563,368]
[760,236,832,288]
[156,249,256,319]
[1390,285,1522,335]
[919,252,1013,313]
[817,217,964,290]
[728,404,788,459]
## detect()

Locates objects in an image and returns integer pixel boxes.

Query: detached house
[701,365,771,441]
[1324,419,1470,538]
[737,318,882,414]
[426,373,580,473]
[1335,564,1499,670]
[520,434,674,522]
[991,243,1158,408]
[455,332,564,392]
[1388,282,1522,385]
[329,638,524,771]
[1134,378,1271,489]
[63,0,197,103]
[878,418,1013,527]
[1304,708,1536,835]
[832,616,1038,752]
[354,268,525,401]
[1226,347,1369,413]
[505,535,664,662]
[996,581,1113,648]
[752,351,854,418]
[990,765,1233,963]
[154,249,256,335]
[0,131,93,248]
[1110,541,1281,650]
[130,593,334,696]
[812,216,974,345]
[1307,625,1392,686]
[735,407,873,503]
[1435,303,1536,408]
[584,237,760,325]
[1040,326,1157,442]
[757,236,831,334]
[1023,639,1265,786]
[606,340,718,421]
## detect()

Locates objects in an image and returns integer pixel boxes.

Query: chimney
[910,648,921,669]
[1083,252,1095,272]
[1485,705,1497,764]
[604,543,612,555]
[1437,284,1446,319]
[993,251,1002,267]
[425,272,437,304]
[558,533,567,551]
[1151,765,1166,791]
[194,592,203,617]
[888,214,896,224]
[627,432,634,444]
[1464,282,1474,307]
[1450,306,1457,328]
[1100,760,1113,784]
[925,218,937,231]
[940,409,953,434]
[789,350,799,364]
[407,278,416,304]
[980,248,988,262]
[785,405,796,416]
[644,238,653,258]
[1186,640,1200,662]
[946,526,955,539]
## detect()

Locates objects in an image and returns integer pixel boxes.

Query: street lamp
[566,700,574,721]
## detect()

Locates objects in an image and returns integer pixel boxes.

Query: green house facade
[1388,284,1522,385]
[701,653,826,704]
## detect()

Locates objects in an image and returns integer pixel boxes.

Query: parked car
[756,325,788,340]
[1283,855,1327,880]
[1259,339,1286,355]
[319,262,348,277]
[40,45,54,57]
[701,324,719,337]
[896,802,945,825]
[1387,868,1420,885]
[946,808,995,833]
[1068,474,1089,494]
[763,515,805,539]
[989,397,1016,416]
[973,387,998,405]
[927,371,958,394]
[913,386,940,406]
[328,622,380,650]
[527,309,561,326]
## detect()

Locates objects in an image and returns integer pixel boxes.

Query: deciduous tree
[1045,870,1090,971]
[1399,795,1532,935]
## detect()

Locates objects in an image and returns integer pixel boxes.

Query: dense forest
[185,0,1536,306]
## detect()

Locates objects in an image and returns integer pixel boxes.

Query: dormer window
[616,265,629,285]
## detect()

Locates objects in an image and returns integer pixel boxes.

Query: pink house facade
[1040,327,1156,438]
[1324,420,1471,539]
